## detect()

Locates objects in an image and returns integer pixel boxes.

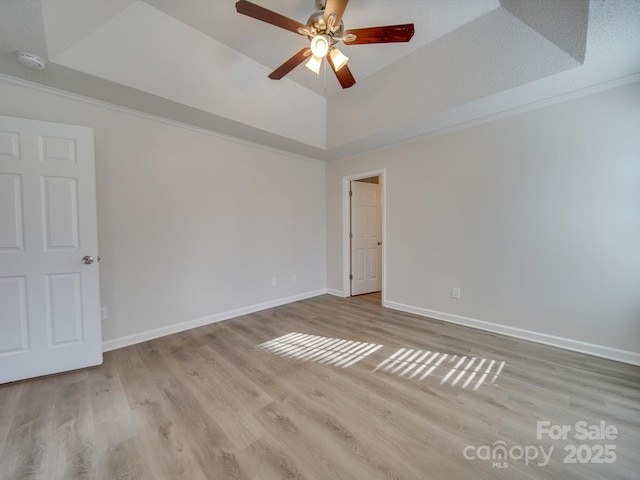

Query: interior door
[350,180,382,295]
[0,115,102,384]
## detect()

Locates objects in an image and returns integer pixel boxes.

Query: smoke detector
[17,52,46,70]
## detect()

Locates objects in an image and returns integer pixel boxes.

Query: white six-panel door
[351,180,382,296]
[0,115,101,384]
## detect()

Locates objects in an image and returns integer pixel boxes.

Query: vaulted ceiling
[1,0,639,160]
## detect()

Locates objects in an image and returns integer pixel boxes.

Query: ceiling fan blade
[327,54,356,89]
[268,48,312,80]
[343,24,415,44]
[236,0,306,34]
[324,0,349,27]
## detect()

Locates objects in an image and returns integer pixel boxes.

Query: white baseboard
[326,288,347,297]
[383,300,640,366]
[102,289,327,352]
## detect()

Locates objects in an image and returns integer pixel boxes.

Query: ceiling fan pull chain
[324,56,327,96]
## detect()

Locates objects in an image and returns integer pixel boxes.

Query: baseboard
[326,288,347,297]
[383,300,640,366]
[102,289,327,352]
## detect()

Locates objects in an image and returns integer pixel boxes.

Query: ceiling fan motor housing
[305,10,344,44]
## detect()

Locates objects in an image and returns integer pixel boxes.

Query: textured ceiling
[0,0,639,161]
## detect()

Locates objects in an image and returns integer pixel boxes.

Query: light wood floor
[1,293,639,479]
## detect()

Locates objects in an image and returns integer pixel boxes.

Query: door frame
[342,168,386,299]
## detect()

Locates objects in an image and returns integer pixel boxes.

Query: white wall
[2,75,638,364]
[0,77,326,348]
[327,81,640,363]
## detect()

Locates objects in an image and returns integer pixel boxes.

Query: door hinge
[349,190,353,197]
[349,274,353,280]
[349,232,353,239]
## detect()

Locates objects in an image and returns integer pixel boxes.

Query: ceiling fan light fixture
[235,0,416,90]
[329,48,348,71]
[310,34,331,58]
[305,55,322,75]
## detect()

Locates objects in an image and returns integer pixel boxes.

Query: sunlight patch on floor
[259,332,384,368]
[373,348,506,390]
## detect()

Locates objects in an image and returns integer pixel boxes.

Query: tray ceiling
[0,0,639,160]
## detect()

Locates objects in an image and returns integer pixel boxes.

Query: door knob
[82,255,94,265]
[377,242,382,246]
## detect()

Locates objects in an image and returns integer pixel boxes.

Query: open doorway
[351,177,382,295]
[342,169,386,303]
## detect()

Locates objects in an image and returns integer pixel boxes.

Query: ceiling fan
[235,0,415,89]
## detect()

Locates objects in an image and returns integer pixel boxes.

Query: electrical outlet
[272,277,277,287]
[101,306,108,321]
[292,274,297,283]
[451,287,461,299]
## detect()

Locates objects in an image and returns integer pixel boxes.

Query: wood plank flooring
[1,293,639,479]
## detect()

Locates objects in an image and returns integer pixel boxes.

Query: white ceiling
[148,0,502,97]
[0,0,639,160]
